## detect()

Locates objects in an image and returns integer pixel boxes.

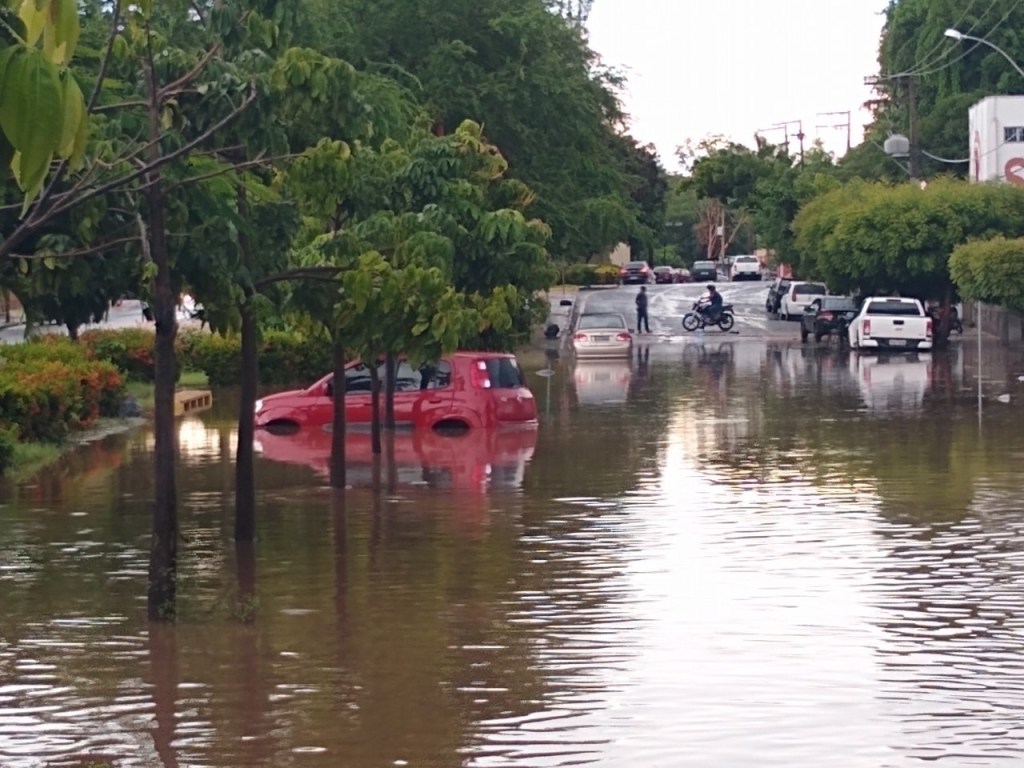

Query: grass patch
[124,370,210,410]
[7,441,62,482]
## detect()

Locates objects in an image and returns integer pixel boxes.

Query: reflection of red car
[254,426,537,491]
[254,353,537,431]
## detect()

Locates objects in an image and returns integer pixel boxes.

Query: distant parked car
[800,296,859,343]
[254,352,537,431]
[691,260,718,282]
[729,254,762,281]
[571,313,633,358]
[653,265,676,284]
[765,277,791,313]
[778,281,828,320]
[619,260,654,285]
[674,267,692,283]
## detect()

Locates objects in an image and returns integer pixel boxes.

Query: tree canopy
[792,178,1024,299]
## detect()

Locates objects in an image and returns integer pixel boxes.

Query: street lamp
[944,26,1024,423]
[944,28,1024,80]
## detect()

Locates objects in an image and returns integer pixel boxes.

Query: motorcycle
[682,300,735,332]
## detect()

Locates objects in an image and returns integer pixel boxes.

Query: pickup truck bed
[848,297,933,351]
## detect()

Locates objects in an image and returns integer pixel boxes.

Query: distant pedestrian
[636,286,650,333]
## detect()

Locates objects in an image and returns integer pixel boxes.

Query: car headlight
[254,399,263,414]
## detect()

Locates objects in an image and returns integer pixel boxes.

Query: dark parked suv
[800,296,859,343]
[765,277,791,314]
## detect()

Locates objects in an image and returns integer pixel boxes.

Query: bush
[0,359,124,442]
[562,263,622,286]
[0,335,89,365]
[189,330,332,387]
[80,328,158,382]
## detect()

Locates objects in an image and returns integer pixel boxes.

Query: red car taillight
[616,332,632,342]
[863,319,871,337]
[573,332,589,341]
[619,268,628,276]
[470,360,492,389]
[819,312,834,321]
[926,319,933,339]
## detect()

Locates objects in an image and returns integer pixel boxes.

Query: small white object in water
[997,393,1012,403]
[1018,375,1024,382]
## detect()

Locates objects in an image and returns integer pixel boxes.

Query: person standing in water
[636,286,651,334]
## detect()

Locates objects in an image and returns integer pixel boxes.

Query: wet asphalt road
[563,279,797,341]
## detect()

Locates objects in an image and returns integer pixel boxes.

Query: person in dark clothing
[635,286,651,333]
[698,284,723,321]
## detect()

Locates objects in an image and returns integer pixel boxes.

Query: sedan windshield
[578,314,626,330]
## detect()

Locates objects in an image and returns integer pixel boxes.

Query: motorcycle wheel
[682,313,700,332]
[717,313,735,332]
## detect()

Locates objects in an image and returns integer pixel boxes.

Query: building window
[1005,126,1024,142]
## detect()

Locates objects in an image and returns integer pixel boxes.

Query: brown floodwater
[4,338,1024,767]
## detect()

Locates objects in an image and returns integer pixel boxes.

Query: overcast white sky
[586,0,887,170]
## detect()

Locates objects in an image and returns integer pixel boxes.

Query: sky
[586,0,888,171]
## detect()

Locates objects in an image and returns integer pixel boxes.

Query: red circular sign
[1005,157,1024,186]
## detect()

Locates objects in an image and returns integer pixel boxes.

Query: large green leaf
[0,45,63,171]
[57,68,82,158]
[50,0,78,63]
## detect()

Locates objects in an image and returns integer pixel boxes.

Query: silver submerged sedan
[571,313,633,358]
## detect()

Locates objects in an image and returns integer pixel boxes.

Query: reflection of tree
[148,624,180,768]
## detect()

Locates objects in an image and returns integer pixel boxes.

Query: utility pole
[816,110,852,153]
[773,119,805,165]
[907,75,921,179]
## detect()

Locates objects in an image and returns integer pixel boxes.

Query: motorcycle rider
[697,284,723,322]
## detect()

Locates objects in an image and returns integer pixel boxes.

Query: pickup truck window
[864,300,923,316]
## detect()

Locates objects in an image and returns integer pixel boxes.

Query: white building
[968,95,1024,184]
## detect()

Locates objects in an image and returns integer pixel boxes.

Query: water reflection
[254,426,537,493]
[6,342,1024,765]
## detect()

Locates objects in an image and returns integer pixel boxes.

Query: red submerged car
[254,352,538,432]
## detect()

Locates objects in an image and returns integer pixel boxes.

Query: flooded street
[5,337,1024,767]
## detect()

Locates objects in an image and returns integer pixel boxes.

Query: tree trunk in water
[145,39,179,622]
[369,361,382,455]
[329,337,347,489]
[384,352,397,430]
[234,295,258,541]
[384,430,397,494]
[234,185,258,542]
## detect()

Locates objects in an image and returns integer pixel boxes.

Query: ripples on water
[3,343,1024,766]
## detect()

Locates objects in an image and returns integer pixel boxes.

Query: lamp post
[943,26,1024,423]
[944,28,1024,80]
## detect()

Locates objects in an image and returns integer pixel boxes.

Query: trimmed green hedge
[189,330,332,387]
[562,263,621,286]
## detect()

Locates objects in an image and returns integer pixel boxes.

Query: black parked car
[691,260,718,282]
[800,296,859,343]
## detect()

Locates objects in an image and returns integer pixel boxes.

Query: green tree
[304,0,645,261]
[950,236,1024,310]
[793,178,1024,340]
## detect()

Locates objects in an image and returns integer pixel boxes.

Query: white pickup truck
[847,297,933,351]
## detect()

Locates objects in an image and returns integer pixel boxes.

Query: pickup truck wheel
[800,328,808,343]
[780,311,788,321]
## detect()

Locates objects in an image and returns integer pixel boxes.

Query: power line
[887,0,998,79]
[887,0,983,79]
